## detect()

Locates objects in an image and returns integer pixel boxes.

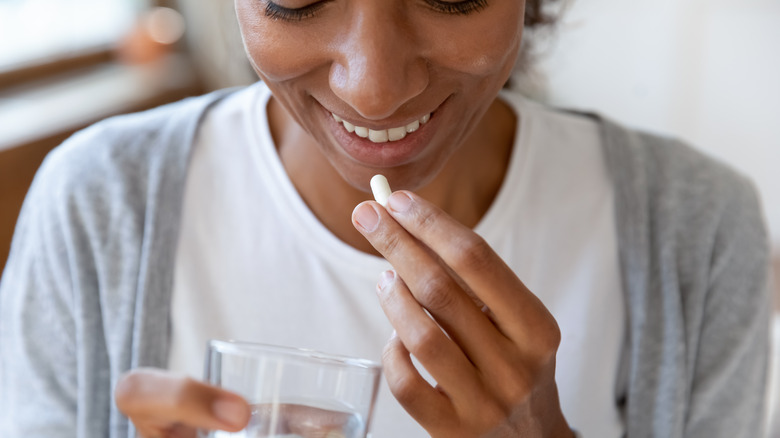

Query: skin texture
[116,0,573,436]
[352,192,571,437]
[250,0,521,254]
[114,368,250,438]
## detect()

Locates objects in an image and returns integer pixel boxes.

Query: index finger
[382,190,558,346]
[114,368,251,432]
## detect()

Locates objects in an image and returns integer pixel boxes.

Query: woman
[0,0,771,437]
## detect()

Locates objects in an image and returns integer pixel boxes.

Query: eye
[425,0,489,16]
[263,0,327,21]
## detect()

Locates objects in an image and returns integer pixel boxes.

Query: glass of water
[201,340,382,438]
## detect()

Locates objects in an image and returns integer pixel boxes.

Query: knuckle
[378,227,404,258]
[416,273,456,312]
[381,335,405,367]
[447,233,493,273]
[406,326,444,359]
[480,398,510,430]
[544,322,562,352]
[532,320,562,361]
[411,205,440,233]
[500,370,533,406]
[387,373,418,407]
[456,389,508,434]
[381,339,397,364]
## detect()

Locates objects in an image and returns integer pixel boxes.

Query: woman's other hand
[114,368,250,438]
[352,191,573,438]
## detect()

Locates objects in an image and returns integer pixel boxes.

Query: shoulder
[39,89,237,195]
[598,117,763,231]
[498,91,762,230]
[599,116,769,301]
[14,88,243,259]
[23,88,243,228]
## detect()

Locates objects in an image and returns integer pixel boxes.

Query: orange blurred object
[117,7,185,65]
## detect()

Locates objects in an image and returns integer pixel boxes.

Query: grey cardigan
[0,89,771,437]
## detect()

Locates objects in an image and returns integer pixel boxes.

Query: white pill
[370,174,392,207]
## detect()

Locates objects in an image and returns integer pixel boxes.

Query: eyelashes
[263,0,489,22]
[264,1,327,21]
[425,0,488,15]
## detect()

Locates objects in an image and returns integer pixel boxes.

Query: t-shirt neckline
[244,82,534,275]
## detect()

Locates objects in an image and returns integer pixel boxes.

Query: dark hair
[524,0,561,28]
[510,0,564,84]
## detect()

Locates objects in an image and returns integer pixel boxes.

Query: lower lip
[322,104,442,168]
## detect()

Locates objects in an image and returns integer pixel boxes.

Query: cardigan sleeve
[1,90,233,438]
[683,175,771,438]
[1,90,231,438]
[0,148,83,437]
[0,122,139,438]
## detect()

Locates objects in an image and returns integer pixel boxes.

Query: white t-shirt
[168,82,626,437]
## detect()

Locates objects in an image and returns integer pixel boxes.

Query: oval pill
[370,174,392,207]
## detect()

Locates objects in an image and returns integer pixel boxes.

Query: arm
[0,138,251,438]
[685,177,771,438]
[0,154,79,437]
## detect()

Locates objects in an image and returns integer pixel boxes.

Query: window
[0,0,142,70]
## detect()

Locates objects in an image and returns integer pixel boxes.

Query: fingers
[383,191,559,349]
[375,270,484,401]
[115,368,250,433]
[353,201,510,369]
[381,330,456,434]
[161,424,198,438]
[352,190,567,438]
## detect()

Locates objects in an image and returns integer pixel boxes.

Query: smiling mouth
[330,112,431,143]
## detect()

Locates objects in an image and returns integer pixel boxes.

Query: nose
[330,7,428,121]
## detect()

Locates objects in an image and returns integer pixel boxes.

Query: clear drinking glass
[201,340,382,438]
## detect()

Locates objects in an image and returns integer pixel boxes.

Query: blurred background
[0,0,777,434]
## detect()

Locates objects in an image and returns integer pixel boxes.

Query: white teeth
[368,129,389,143]
[388,126,407,141]
[331,112,431,143]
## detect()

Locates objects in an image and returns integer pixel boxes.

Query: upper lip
[320,100,441,130]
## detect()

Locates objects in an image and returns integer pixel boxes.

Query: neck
[268,97,516,256]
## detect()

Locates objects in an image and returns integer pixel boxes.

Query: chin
[332,155,447,195]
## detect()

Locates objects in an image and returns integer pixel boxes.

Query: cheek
[422,8,524,78]
[235,1,330,82]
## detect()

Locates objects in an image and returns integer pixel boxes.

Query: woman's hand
[352,191,573,438]
[114,368,251,438]
[115,369,361,437]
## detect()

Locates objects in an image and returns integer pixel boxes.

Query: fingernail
[212,398,247,427]
[377,270,395,291]
[389,330,397,341]
[387,192,413,213]
[353,203,380,232]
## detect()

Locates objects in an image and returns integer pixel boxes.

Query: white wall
[535,0,780,249]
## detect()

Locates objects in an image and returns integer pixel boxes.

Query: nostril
[329,57,428,121]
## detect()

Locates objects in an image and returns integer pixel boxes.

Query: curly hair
[524,0,561,28]
[510,0,564,85]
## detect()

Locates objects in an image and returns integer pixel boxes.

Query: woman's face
[235,0,525,191]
